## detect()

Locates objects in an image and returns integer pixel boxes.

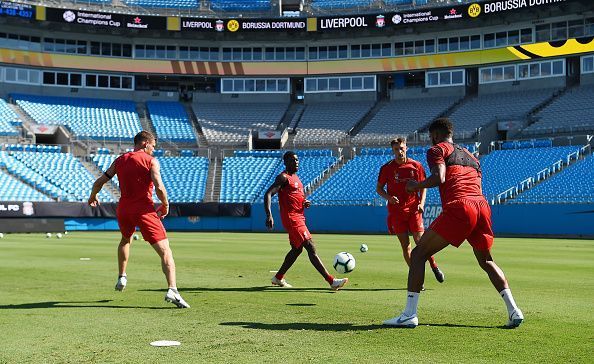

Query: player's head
[428,117,454,145]
[390,137,407,163]
[134,131,156,155]
[283,151,299,173]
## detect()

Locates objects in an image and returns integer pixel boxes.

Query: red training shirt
[278,171,306,227]
[377,158,426,213]
[115,150,155,210]
[426,142,484,204]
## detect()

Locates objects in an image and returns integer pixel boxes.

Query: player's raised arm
[88,159,116,207]
[150,158,169,218]
[264,173,288,229]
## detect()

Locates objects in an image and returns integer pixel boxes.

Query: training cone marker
[150,340,181,347]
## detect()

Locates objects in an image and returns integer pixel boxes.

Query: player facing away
[383,118,523,328]
[264,151,348,291]
[88,131,190,308]
[376,137,445,284]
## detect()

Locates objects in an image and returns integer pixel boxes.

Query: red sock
[325,274,334,285]
[275,273,285,280]
[429,256,438,269]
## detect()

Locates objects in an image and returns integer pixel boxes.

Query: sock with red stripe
[325,274,334,285]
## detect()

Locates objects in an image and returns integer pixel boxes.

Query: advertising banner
[44,7,167,30]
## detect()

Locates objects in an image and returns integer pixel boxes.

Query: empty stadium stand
[513,153,594,204]
[193,103,288,145]
[13,94,142,141]
[353,96,460,145]
[0,98,20,136]
[2,149,113,202]
[294,102,374,145]
[524,85,594,135]
[146,101,197,144]
[448,89,557,138]
[123,0,198,9]
[210,0,271,12]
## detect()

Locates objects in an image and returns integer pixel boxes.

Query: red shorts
[430,198,494,251]
[285,224,311,249]
[387,209,424,235]
[117,206,167,245]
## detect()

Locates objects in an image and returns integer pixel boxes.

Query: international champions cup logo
[468,3,482,18]
[63,10,76,23]
[376,15,385,28]
[215,19,224,32]
[392,14,402,25]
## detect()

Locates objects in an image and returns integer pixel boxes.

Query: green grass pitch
[0,232,592,363]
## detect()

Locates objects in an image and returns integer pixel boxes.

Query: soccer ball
[0,233,4,239]
[46,233,52,238]
[133,234,139,240]
[333,252,355,274]
[360,243,368,253]
[56,233,62,239]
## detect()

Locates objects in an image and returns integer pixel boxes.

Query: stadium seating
[353,96,460,145]
[146,101,196,143]
[12,94,142,140]
[0,98,19,136]
[221,149,337,203]
[123,0,198,9]
[448,89,557,138]
[193,103,288,145]
[294,102,374,145]
[524,85,594,135]
[480,146,580,202]
[210,0,271,12]
[0,153,52,201]
[2,151,113,202]
[92,153,209,203]
[512,153,594,204]
[309,147,441,206]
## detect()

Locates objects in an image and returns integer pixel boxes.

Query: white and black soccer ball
[56,233,62,239]
[0,233,4,239]
[333,252,356,274]
[46,232,52,238]
[133,234,139,240]
[359,243,368,253]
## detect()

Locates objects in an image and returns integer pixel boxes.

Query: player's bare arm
[376,182,399,204]
[264,173,288,229]
[88,160,116,206]
[150,158,169,218]
[407,164,446,192]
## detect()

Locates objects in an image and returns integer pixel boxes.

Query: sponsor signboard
[45,7,166,30]
[179,18,307,32]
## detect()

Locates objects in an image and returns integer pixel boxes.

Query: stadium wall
[63,203,594,238]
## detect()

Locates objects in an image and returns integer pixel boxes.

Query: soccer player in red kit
[264,151,348,290]
[88,131,190,308]
[376,137,445,284]
[383,118,523,328]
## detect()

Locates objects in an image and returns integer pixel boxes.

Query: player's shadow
[221,321,503,331]
[140,286,406,293]
[220,321,386,332]
[0,300,171,310]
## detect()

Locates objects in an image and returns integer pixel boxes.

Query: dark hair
[428,117,454,137]
[283,151,297,164]
[134,130,156,146]
[390,137,406,147]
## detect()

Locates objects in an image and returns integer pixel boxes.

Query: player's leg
[115,212,135,291]
[152,238,190,308]
[412,230,444,283]
[272,246,302,288]
[469,200,523,327]
[395,233,412,267]
[302,239,348,291]
[384,229,450,327]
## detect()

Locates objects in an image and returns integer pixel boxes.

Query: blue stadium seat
[123,0,198,9]
[12,94,142,140]
[210,0,271,12]
[146,101,196,143]
[0,98,19,136]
